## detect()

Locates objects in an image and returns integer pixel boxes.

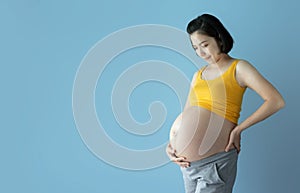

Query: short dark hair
[186,14,234,54]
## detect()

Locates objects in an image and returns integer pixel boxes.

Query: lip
[203,56,211,60]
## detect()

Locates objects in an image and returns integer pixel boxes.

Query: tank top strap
[229,59,239,72]
[197,65,207,79]
[222,59,239,78]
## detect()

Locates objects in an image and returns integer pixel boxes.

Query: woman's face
[190,32,223,64]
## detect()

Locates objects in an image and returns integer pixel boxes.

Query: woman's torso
[170,106,236,161]
[170,58,245,161]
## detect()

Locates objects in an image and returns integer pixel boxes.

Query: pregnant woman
[166,14,285,193]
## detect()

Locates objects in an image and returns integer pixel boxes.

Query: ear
[218,40,224,52]
[217,33,224,52]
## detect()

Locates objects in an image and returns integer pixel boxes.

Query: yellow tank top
[189,59,246,124]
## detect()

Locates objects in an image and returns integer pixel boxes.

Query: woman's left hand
[225,127,242,153]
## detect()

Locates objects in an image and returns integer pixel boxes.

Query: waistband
[189,148,238,168]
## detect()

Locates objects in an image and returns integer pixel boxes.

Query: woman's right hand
[166,143,190,168]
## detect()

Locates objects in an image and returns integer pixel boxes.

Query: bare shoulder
[235,59,262,88]
[236,59,257,72]
[235,59,285,107]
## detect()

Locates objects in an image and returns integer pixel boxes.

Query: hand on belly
[169,106,235,161]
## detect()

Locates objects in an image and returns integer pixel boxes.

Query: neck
[208,54,231,67]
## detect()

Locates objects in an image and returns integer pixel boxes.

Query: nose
[197,48,206,58]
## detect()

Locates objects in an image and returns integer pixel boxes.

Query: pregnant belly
[170,106,236,161]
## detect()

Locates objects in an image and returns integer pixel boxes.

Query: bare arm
[235,60,285,132]
[226,60,285,152]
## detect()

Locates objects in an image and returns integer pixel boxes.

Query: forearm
[236,97,285,133]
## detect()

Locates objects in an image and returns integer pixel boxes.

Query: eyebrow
[199,40,208,45]
[192,40,208,47]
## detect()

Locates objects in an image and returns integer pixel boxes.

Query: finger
[175,160,190,168]
[170,146,177,155]
[167,152,177,160]
[171,149,177,157]
[171,149,177,156]
[179,162,190,168]
[166,147,173,155]
[166,149,177,160]
[225,142,232,152]
[166,143,172,151]
[166,144,175,155]
[228,141,239,154]
[234,143,241,154]
[173,157,191,167]
[172,157,186,162]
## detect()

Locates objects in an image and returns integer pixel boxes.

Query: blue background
[1,0,299,192]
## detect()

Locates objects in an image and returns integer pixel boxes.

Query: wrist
[233,125,243,134]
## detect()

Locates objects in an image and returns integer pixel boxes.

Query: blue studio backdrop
[1,0,299,193]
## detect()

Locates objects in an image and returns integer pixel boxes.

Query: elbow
[278,98,285,109]
[273,96,285,111]
[266,94,285,112]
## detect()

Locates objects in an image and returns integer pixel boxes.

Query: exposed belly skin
[169,106,236,162]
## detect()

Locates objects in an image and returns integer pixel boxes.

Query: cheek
[209,46,221,55]
[194,49,201,56]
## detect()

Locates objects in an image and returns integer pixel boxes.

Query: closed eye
[201,44,208,48]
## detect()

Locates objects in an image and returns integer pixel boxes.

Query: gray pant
[180,149,238,193]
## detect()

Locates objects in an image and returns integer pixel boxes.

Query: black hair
[186,14,234,54]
